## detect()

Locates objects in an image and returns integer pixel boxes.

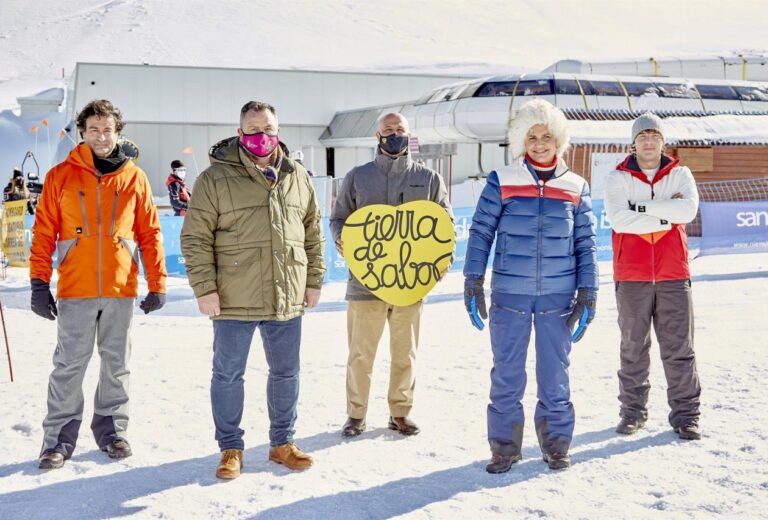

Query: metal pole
[0,294,14,382]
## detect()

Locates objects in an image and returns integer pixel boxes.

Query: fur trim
[507,98,570,160]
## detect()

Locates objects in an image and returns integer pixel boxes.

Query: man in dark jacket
[604,113,701,441]
[330,112,452,439]
[166,160,191,216]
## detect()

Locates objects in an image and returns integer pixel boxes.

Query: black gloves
[464,276,487,330]
[566,288,597,342]
[139,292,166,314]
[31,278,57,320]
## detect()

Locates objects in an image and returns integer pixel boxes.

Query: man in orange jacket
[30,99,167,470]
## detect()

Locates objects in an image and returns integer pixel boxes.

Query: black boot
[543,452,571,470]
[674,422,701,440]
[485,452,522,474]
[38,450,65,470]
[616,416,646,435]
[101,438,132,459]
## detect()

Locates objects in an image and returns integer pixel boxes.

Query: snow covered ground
[0,252,767,519]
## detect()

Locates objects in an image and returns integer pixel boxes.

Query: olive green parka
[181,137,326,321]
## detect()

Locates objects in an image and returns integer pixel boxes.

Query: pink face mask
[240,132,279,157]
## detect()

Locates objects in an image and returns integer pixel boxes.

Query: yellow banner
[341,200,455,306]
[1,200,29,267]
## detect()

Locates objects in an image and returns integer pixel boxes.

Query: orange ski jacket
[30,144,167,298]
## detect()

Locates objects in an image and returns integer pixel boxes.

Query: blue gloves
[464,276,487,330]
[31,278,57,320]
[566,288,597,342]
[139,292,166,314]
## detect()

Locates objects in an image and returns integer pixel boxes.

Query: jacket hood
[209,136,296,176]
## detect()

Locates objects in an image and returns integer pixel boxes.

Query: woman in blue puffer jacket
[463,98,598,473]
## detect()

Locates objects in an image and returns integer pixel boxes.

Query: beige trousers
[346,300,423,419]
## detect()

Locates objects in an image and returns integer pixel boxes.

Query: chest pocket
[403,183,429,203]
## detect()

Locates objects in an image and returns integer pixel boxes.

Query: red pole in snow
[0,294,13,382]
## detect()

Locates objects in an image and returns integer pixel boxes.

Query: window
[457,81,485,99]
[475,81,517,97]
[427,88,453,104]
[654,82,700,99]
[622,82,658,96]
[695,84,740,100]
[577,80,595,95]
[590,81,625,96]
[515,80,553,96]
[734,85,768,102]
[554,79,582,95]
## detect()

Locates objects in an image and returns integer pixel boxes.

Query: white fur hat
[507,98,570,160]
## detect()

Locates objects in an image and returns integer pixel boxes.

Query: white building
[63,62,471,208]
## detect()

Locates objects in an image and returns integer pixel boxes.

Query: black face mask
[378,133,409,156]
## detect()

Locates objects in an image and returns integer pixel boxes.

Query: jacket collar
[374,148,412,175]
[519,155,569,180]
[616,153,679,185]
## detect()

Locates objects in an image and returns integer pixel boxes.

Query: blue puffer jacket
[464,157,598,296]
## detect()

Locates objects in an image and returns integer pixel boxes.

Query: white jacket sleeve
[631,167,700,224]
[605,171,672,234]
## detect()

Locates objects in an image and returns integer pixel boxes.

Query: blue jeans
[211,317,302,450]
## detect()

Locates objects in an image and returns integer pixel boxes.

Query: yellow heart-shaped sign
[341,200,455,306]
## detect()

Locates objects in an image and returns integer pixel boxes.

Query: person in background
[289,149,314,176]
[181,101,325,480]
[3,168,34,214]
[463,98,598,473]
[30,99,167,470]
[26,170,43,214]
[604,113,702,441]
[166,159,192,216]
[330,112,452,439]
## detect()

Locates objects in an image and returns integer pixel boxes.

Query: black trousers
[615,280,701,428]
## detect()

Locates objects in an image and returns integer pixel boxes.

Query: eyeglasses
[173,168,187,173]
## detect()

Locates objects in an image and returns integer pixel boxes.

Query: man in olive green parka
[181,101,325,479]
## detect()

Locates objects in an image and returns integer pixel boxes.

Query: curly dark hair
[75,99,125,133]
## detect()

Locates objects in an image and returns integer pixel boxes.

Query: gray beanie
[631,112,665,143]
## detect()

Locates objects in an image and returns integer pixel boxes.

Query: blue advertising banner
[591,199,614,262]
[699,201,768,256]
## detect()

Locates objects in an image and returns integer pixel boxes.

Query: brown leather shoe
[216,449,243,479]
[388,416,420,436]
[342,417,366,437]
[38,450,65,470]
[268,443,313,470]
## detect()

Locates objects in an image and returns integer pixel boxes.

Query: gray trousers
[616,280,701,428]
[41,298,134,458]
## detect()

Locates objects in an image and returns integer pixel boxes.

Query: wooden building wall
[566,144,768,185]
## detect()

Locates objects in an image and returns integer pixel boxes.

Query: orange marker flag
[59,129,66,139]
[41,119,49,126]
[30,126,38,133]
[182,146,193,154]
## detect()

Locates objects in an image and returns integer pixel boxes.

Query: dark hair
[240,101,276,125]
[76,99,125,133]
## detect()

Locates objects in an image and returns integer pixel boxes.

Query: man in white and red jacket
[605,113,702,441]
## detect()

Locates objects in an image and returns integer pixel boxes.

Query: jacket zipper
[109,191,119,236]
[78,191,91,236]
[536,179,544,295]
[97,176,102,297]
[650,183,656,284]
